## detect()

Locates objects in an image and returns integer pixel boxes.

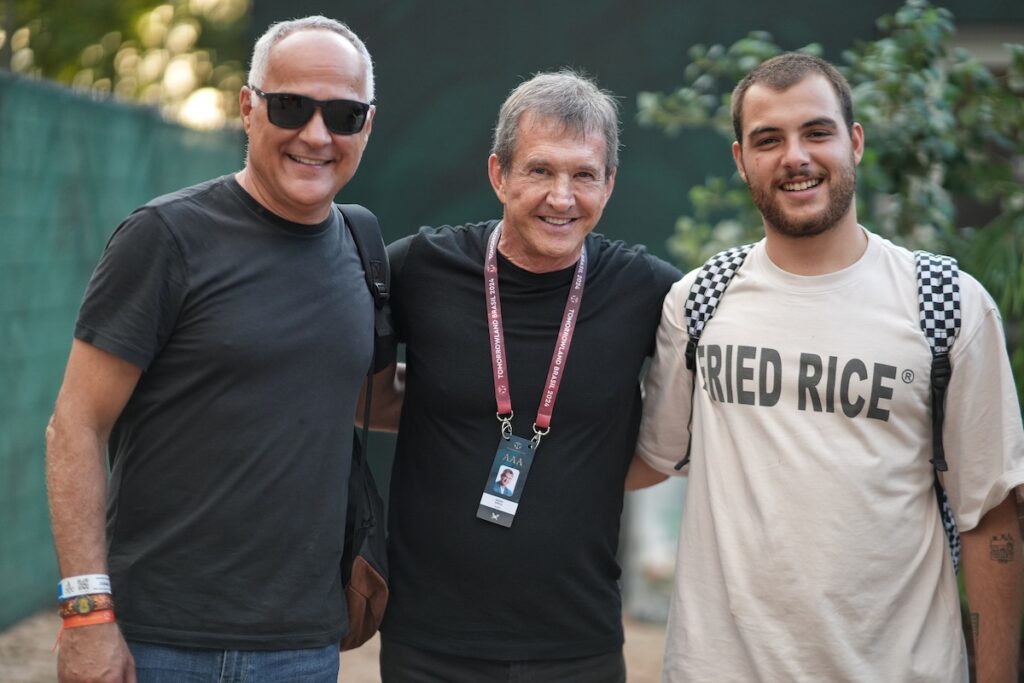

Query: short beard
[747,155,857,238]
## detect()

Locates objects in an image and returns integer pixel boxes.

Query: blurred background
[1,0,1022,678]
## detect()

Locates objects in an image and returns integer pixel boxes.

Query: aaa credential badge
[477,434,535,527]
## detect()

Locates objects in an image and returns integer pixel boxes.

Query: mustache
[781,168,823,180]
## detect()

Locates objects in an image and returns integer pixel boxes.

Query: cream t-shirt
[638,231,1024,682]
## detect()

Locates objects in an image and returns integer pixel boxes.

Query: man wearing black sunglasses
[47,16,377,683]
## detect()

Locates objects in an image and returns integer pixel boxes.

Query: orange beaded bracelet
[61,610,116,629]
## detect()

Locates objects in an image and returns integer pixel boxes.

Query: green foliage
[638,0,1024,400]
[1,0,250,128]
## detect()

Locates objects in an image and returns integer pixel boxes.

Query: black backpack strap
[337,203,395,373]
[914,250,962,572]
[674,243,755,470]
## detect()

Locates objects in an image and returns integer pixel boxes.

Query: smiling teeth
[782,179,821,191]
[544,217,573,225]
[290,155,327,166]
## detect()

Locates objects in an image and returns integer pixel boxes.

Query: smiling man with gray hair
[46,15,378,682]
[365,69,681,682]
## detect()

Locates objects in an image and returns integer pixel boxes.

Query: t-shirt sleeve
[74,206,188,369]
[386,233,416,344]
[646,256,684,355]
[941,272,1024,531]
[650,255,684,292]
[636,273,697,476]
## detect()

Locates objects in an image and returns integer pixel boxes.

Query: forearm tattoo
[989,533,1014,564]
[970,612,979,654]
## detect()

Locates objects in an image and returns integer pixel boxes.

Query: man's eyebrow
[746,117,839,141]
[521,156,602,175]
[801,117,839,130]
[747,125,781,140]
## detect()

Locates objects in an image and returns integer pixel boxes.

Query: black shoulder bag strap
[337,201,390,454]
[338,203,393,371]
[335,203,391,590]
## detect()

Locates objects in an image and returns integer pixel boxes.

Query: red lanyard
[484,223,587,448]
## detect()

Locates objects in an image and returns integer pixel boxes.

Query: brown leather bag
[338,428,388,650]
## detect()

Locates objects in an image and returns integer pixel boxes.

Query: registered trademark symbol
[902,369,915,383]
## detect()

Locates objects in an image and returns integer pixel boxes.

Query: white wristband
[58,574,111,600]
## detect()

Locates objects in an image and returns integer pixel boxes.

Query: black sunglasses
[249,86,370,135]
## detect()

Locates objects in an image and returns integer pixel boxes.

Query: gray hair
[247,16,375,102]
[491,69,620,178]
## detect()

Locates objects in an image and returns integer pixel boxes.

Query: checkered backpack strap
[673,243,755,470]
[683,244,755,371]
[914,250,962,572]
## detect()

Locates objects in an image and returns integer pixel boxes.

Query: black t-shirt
[75,175,374,649]
[382,221,681,660]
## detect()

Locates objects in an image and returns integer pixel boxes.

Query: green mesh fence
[0,72,243,629]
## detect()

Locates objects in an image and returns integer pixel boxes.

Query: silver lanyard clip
[497,411,514,440]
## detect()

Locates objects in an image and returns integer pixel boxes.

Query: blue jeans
[127,641,339,683]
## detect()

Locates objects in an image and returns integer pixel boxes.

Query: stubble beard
[746,154,857,239]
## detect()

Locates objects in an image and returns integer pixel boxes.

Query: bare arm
[355,361,406,432]
[625,454,670,491]
[46,339,142,683]
[961,487,1024,683]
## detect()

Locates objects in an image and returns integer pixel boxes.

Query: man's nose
[547,175,574,211]
[781,138,811,170]
[298,107,333,145]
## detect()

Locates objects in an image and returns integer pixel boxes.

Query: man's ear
[239,86,254,134]
[731,141,747,184]
[487,154,507,204]
[362,105,376,138]
[851,122,864,166]
[603,167,617,202]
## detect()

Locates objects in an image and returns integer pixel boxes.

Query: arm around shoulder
[635,278,695,479]
[356,361,405,432]
[625,453,669,491]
